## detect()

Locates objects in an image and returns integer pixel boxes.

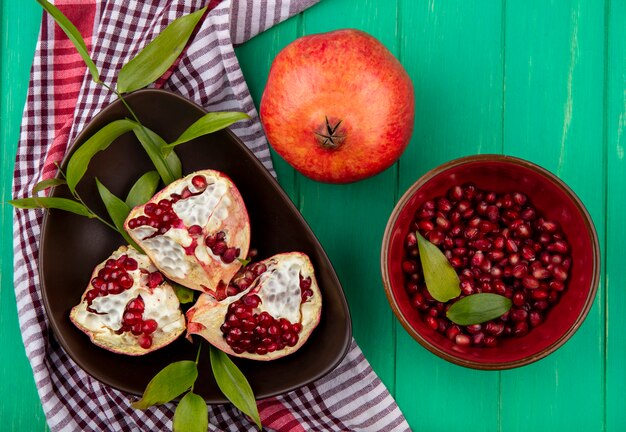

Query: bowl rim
[380,154,601,370]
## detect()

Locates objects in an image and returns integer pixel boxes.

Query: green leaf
[173,392,208,432]
[125,171,160,208]
[95,178,141,251]
[66,119,135,193]
[171,282,196,304]
[36,0,100,83]
[162,112,250,155]
[132,361,198,410]
[238,257,251,267]
[210,346,261,429]
[446,293,513,326]
[9,197,93,218]
[131,122,182,185]
[32,178,66,195]
[117,7,207,93]
[415,231,461,302]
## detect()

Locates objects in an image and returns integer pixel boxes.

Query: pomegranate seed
[529,311,542,327]
[402,260,418,274]
[485,322,505,336]
[85,290,98,303]
[522,276,540,289]
[521,207,536,220]
[210,241,227,255]
[510,309,528,322]
[427,230,445,245]
[448,186,463,201]
[446,325,461,340]
[484,336,498,347]
[127,297,145,312]
[549,281,565,291]
[437,198,453,212]
[138,334,152,349]
[462,183,477,200]
[531,289,549,300]
[222,247,240,264]
[472,332,485,346]
[148,272,164,288]
[131,323,143,336]
[460,280,474,295]
[513,192,527,206]
[405,232,417,248]
[512,291,526,306]
[426,316,439,330]
[513,321,529,337]
[118,274,133,289]
[191,175,207,190]
[552,265,568,281]
[505,239,518,253]
[243,295,260,308]
[142,319,158,334]
[473,239,492,251]
[466,324,482,334]
[188,225,203,235]
[455,334,471,346]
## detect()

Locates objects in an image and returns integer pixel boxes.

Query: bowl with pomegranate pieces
[381,155,600,369]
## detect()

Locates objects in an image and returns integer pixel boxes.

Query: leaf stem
[100,82,142,124]
[191,344,202,392]
[55,165,119,231]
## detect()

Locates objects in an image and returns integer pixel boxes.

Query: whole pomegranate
[186,252,322,360]
[125,169,250,299]
[260,29,414,183]
[70,246,186,355]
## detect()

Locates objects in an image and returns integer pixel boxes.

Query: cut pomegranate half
[186,252,322,360]
[124,170,250,298]
[70,246,186,355]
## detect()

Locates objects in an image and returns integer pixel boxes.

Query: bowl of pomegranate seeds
[381,155,600,369]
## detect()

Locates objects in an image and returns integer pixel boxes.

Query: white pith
[255,254,312,323]
[172,178,229,228]
[70,246,185,353]
[138,228,191,279]
[125,170,250,295]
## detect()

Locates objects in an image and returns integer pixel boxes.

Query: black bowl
[39,89,352,402]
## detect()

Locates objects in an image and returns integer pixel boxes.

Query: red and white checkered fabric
[12,1,411,430]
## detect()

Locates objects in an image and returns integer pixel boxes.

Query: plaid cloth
[12,1,411,431]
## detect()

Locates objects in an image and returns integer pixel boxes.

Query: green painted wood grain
[605,0,626,430]
[0,1,48,431]
[500,1,606,431]
[234,17,300,204]
[395,2,504,430]
[296,0,400,392]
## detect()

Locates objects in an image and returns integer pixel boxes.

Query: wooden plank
[297,0,400,391]
[395,1,504,430]
[605,0,625,430]
[0,1,49,431]
[500,1,605,431]
[234,17,300,203]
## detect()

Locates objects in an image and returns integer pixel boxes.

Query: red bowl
[381,155,600,369]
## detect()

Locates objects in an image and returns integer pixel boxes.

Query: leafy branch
[12,2,259,431]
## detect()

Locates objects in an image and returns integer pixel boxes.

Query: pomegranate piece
[186,252,322,360]
[124,170,250,299]
[402,183,572,348]
[70,246,186,355]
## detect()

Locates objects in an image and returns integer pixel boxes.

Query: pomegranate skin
[260,29,415,183]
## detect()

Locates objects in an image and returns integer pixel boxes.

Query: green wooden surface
[1,0,625,431]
